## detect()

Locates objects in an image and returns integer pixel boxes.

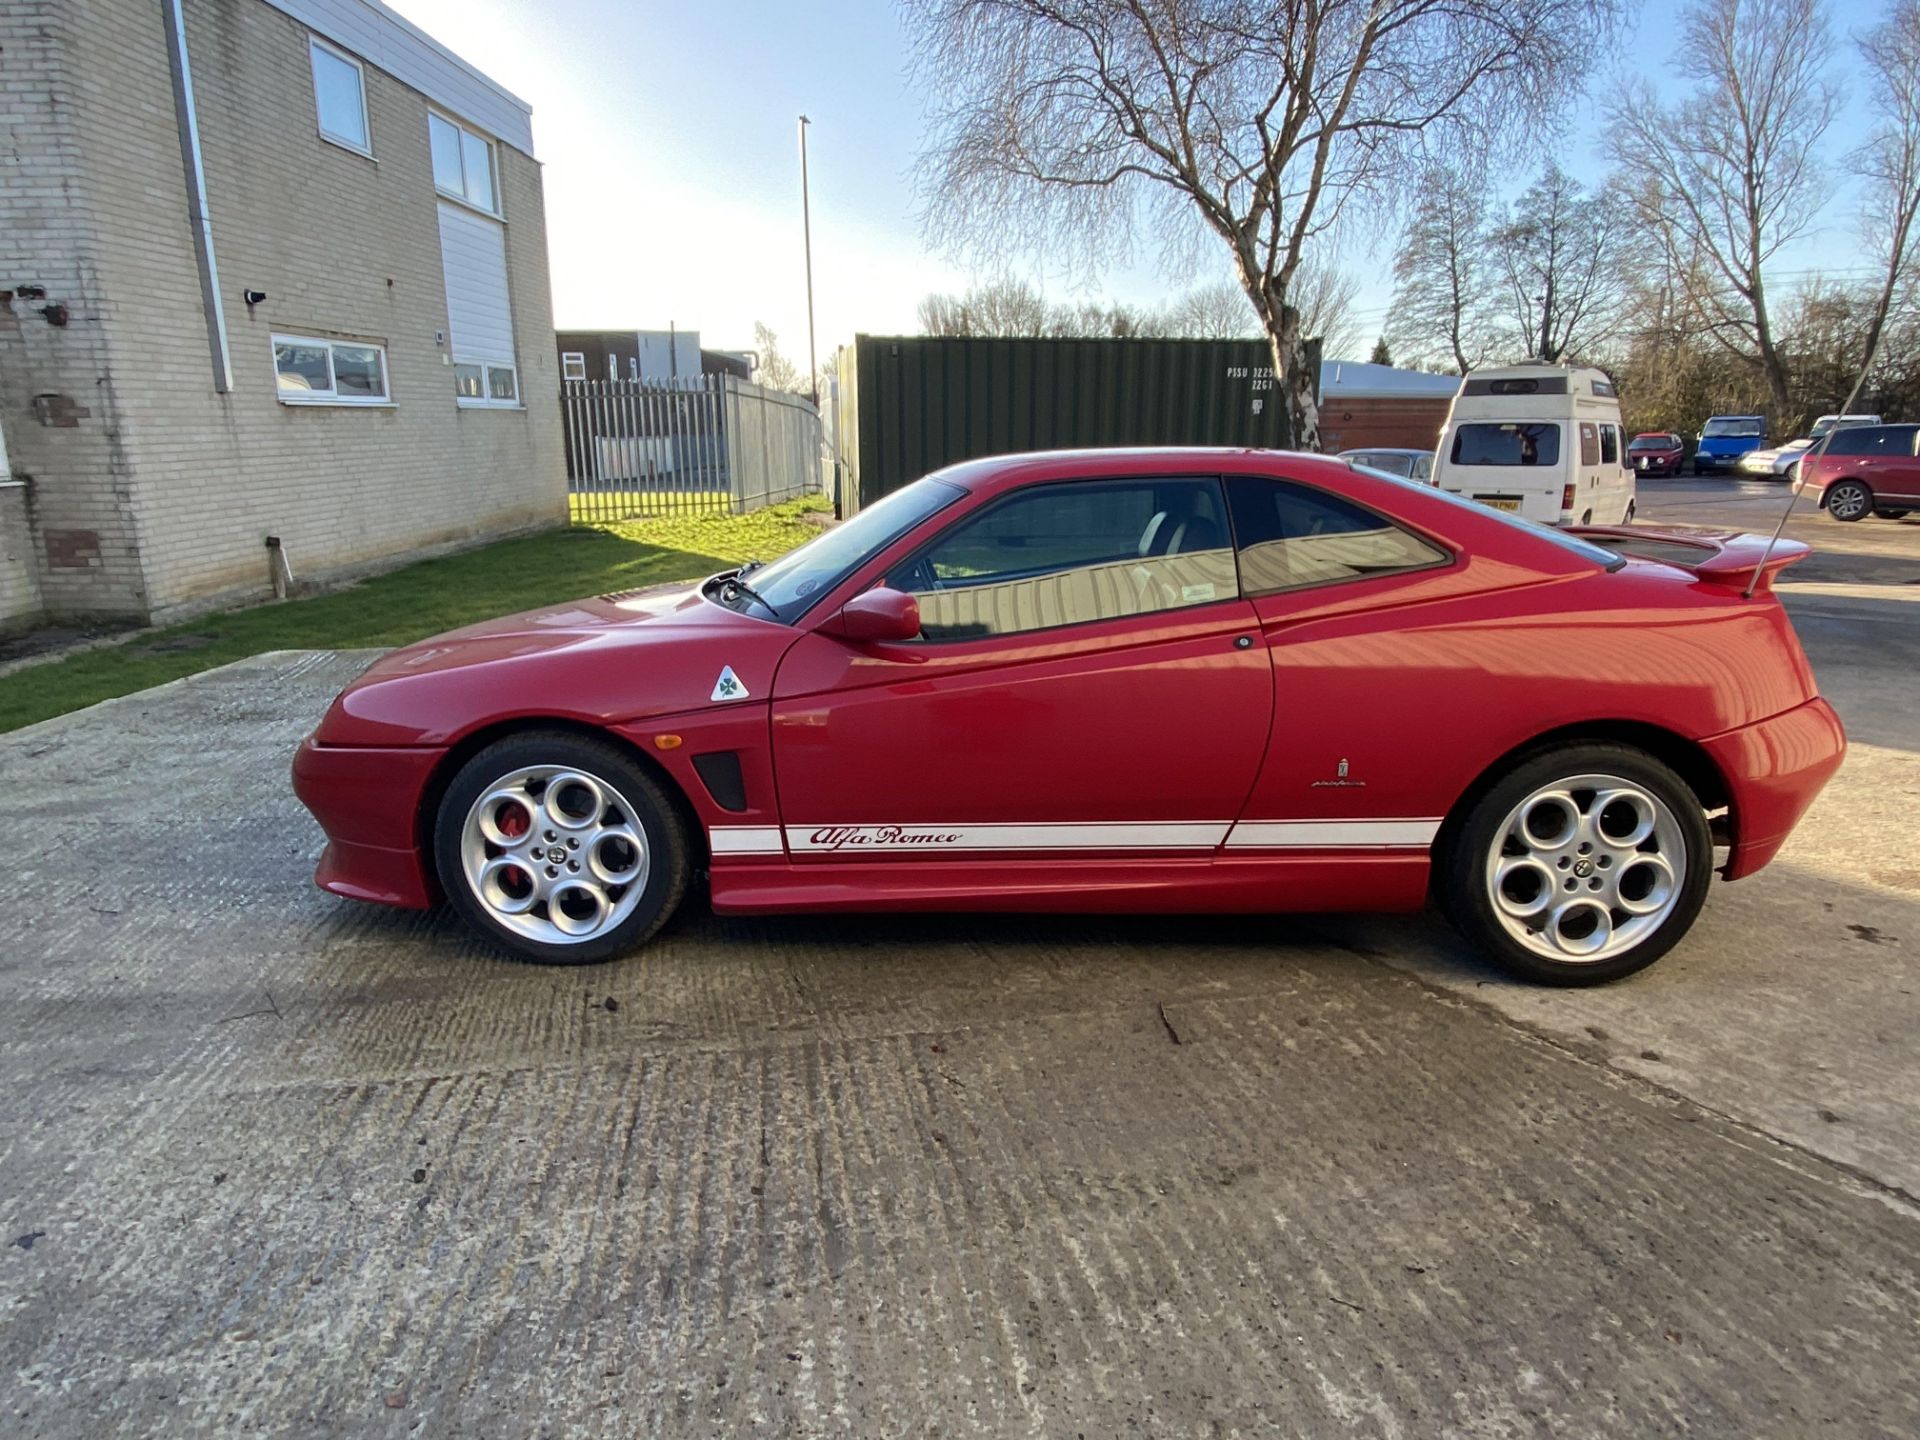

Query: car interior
[892,481,1239,640]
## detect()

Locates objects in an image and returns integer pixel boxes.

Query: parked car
[294,448,1843,987]
[1627,432,1686,477]
[1736,438,1814,479]
[1693,415,1767,473]
[1432,364,1636,525]
[1795,422,1920,521]
[1339,447,1434,483]
[1809,412,1882,441]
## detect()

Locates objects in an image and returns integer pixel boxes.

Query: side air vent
[691,751,749,813]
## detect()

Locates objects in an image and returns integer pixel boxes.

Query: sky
[386,0,1890,369]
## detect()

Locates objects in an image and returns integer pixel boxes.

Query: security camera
[243,289,267,306]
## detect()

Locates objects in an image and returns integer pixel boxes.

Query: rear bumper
[1703,697,1846,880]
[291,736,444,909]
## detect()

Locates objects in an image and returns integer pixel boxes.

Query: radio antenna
[1743,431,1831,600]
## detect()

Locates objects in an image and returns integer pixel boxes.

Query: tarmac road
[2,486,1918,1437]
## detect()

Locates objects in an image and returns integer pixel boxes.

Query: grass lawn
[0,497,829,735]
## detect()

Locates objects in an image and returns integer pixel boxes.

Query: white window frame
[455,359,521,409]
[429,109,500,216]
[560,351,587,382]
[309,37,373,158]
[272,333,392,407]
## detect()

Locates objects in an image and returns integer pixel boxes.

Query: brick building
[1315,360,1460,455]
[0,0,566,628]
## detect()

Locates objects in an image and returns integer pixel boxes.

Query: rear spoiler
[1566,524,1811,595]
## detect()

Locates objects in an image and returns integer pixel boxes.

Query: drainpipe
[161,0,233,392]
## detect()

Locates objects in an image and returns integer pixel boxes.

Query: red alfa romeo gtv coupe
[293,449,1844,986]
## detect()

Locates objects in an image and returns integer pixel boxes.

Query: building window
[455,361,518,407]
[309,39,371,156]
[561,352,587,381]
[273,334,389,405]
[429,112,497,213]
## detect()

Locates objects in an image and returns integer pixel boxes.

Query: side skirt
[708,853,1432,916]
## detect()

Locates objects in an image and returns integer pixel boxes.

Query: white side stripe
[711,819,1443,858]
[1225,819,1440,848]
[789,822,1231,852]
[708,826,783,855]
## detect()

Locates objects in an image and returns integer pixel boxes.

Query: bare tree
[903,0,1618,449]
[1613,0,1840,424]
[1387,163,1497,374]
[1843,0,1920,413]
[752,322,808,393]
[1164,280,1261,338]
[1487,165,1638,363]
[1288,256,1364,360]
[918,280,1158,336]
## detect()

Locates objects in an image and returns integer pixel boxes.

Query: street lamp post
[798,114,819,411]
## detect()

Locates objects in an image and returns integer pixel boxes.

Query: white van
[1431,364,1636,526]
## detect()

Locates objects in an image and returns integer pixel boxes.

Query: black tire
[1436,742,1713,986]
[1874,506,1910,520]
[1826,479,1872,522]
[432,730,691,965]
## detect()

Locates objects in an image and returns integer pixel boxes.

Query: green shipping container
[828,335,1320,513]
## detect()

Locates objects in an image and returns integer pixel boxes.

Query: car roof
[1338,447,1432,457]
[925,446,1347,494]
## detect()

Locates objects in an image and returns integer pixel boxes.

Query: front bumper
[1702,697,1847,881]
[291,736,445,909]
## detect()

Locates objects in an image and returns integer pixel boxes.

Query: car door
[1870,425,1920,502]
[1219,473,1463,850]
[769,475,1273,861]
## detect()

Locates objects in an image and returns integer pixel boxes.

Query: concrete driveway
[3,481,1918,1437]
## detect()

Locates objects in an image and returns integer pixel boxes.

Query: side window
[1226,475,1449,595]
[890,479,1237,641]
[1599,424,1619,465]
[1829,425,1919,457]
[1579,423,1600,467]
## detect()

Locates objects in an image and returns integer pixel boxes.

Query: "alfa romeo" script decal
[807,826,963,851]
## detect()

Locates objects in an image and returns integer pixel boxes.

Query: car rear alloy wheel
[1827,480,1871,522]
[434,732,689,964]
[1440,744,1711,985]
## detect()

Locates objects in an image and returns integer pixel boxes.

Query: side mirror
[828,586,921,643]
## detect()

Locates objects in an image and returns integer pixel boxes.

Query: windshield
[728,478,965,620]
[1450,422,1561,467]
[1702,418,1763,438]
[1628,434,1677,451]
[1811,415,1874,440]
[1352,452,1414,477]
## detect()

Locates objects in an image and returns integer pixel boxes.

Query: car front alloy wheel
[433,732,689,964]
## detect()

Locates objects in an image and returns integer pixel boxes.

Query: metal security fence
[563,375,823,523]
